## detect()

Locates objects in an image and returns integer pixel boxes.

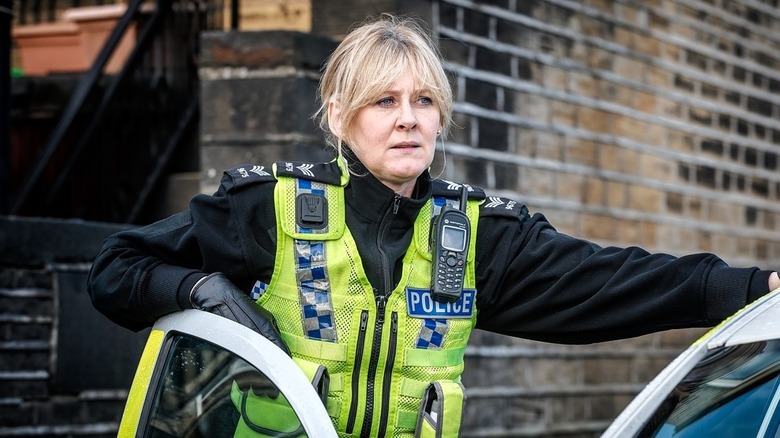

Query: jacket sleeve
[474,203,773,344]
[87,176,278,332]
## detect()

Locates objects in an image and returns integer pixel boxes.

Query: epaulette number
[225,164,276,189]
[480,196,528,218]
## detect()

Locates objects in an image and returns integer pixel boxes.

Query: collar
[343,154,432,227]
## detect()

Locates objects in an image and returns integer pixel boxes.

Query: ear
[328,99,344,139]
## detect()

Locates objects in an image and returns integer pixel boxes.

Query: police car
[603,287,780,437]
[118,309,337,437]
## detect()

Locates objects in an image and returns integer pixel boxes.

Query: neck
[395,180,417,198]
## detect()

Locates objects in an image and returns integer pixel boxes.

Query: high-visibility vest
[243,158,481,437]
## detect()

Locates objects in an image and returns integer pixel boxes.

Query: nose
[397,101,418,130]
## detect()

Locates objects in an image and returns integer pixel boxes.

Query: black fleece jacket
[87,162,772,344]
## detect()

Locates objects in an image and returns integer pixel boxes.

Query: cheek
[352,118,390,149]
[421,114,441,137]
[351,114,375,140]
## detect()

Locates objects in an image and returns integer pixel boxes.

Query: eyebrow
[381,87,432,96]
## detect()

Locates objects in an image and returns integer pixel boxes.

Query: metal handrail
[11,0,147,215]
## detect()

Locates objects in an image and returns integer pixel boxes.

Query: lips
[392,141,420,149]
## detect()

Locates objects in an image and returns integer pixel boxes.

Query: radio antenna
[459,185,468,212]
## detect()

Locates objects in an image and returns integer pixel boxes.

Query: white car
[604,288,780,437]
[118,309,338,437]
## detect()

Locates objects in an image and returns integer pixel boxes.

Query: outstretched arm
[474,206,776,344]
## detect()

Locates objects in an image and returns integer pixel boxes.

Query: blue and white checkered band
[250,280,269,300]
[295,240,337,342]
[297,178,328,234]
[416,318,449,349]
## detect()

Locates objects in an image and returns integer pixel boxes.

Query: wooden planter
[12,4,137,76]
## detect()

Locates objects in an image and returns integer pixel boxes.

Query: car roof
[704,288,780,349]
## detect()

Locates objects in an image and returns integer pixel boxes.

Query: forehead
[382,70,428,92]
[356,50,437,87]
[374,68,430,94]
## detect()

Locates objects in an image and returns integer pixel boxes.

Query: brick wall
[435,0,780,263]
[425,0,780,436]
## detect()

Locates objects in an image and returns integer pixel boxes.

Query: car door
[118,309,338,438]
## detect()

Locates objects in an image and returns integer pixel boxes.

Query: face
[329,69,441,197]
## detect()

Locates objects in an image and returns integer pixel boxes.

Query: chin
[393,168,428,181]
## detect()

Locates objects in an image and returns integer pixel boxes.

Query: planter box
[12,22,85,75]
[12,4,137,76]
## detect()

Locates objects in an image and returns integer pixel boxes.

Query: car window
[141,332,307,438]
[639,340,780,438]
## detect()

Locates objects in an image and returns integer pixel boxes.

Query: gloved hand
[189,273,290,355]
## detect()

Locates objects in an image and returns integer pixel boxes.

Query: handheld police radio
[430,185,471,303]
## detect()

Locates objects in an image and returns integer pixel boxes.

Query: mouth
[391,142,420,149]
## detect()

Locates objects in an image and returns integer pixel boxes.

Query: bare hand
[770,272,780,291]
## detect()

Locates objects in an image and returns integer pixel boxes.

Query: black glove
[189,273,290,355]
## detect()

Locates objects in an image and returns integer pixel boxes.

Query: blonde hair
[316,14,453,157]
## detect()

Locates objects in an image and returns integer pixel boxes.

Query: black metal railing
[8,0,240,223]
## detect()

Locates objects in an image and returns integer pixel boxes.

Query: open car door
[118,309,338,438]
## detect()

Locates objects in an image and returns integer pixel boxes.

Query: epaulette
[223,164,276,190]
[275,160,343,186]
[480,195,529,219]
[431,179,486,200]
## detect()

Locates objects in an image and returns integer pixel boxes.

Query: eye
[377,97,395,107]
[417,96,434,106]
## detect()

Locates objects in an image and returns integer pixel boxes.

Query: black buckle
[296,193,328,229]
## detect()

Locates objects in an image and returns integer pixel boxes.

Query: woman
[88,14,780,437]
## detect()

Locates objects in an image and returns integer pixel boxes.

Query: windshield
[142,332,307,437]
[639,340,780,438]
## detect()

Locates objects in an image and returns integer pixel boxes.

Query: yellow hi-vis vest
[253,159,481,437]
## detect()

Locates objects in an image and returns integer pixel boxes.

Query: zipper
[355,194,401,437]
[376,311,398,438]
[379,195,401,302]
[345,310,369,434]
[359,295,387,437]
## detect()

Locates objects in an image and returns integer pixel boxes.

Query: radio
[430,185,471,303]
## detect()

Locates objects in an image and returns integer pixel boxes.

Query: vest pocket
[230,357,329,438]
[414,381,466,438]
[231,380,305,437]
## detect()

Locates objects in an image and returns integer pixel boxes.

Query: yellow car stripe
[118,329,165,437]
